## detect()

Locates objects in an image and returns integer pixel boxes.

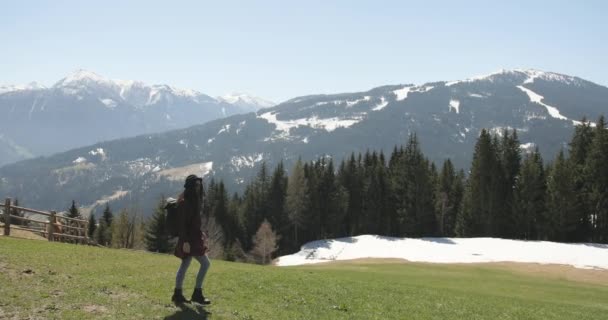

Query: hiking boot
[171,288,188,304]
[191,288,211,305]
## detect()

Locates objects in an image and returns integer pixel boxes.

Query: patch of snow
[73,157,87,164]
[276,235,608,269]
[100,98,117,109]
[520,142,536,151]
[449,99,460,113]
[236,120,247,134]
[525,112,547,121]
[372,97,388,111]
[89,148,105,157]
[126,158,159,177]
[346,96,371,107]
[0,82,46,95]
[157,162,213,181]
[447,69,584,88]
[393,85,434,101]
[89,148,107,160]
[489,126,527,136]
[86,190,129,210]
[218,93,275,108]
[207,137,215,144]
[258,111,365,136]
[468,93,484,98]
[230,154,264,171]
[520,69,584,86]
[217,124,231,135]
[517,85,571,123]
[302,137,309,144]
[393,86,413,101]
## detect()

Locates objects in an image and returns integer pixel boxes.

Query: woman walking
[171,174,211,305]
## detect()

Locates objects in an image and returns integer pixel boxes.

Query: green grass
[1,236,607,319]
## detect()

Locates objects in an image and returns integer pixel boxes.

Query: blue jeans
[175,255,210,290]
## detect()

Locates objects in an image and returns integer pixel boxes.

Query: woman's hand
[183,242,190,254]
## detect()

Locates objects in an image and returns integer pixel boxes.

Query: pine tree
[498,129,521,237]
[212,181,234,249]
[87,214,97,238]
[584,115,608,243]
[545,150,581,241]
[303,160,322,241]
[327,180,349,238]
[513,149,546,240]
[144,198,173,253]
[340,153,364,236]
[568,118,595,240]
[250,219,279,264]
[100,203,114,244]
[457,129,497,236]
[435,159,461,236]
[286,159,309,245]
[93,219,111,246]
[67,200,82,219]
[268,161,288,238]
[389,134,437,236]
[102,203,113,226]
[569,117,595,167]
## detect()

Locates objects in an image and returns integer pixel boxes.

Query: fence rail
[1,198,89,243]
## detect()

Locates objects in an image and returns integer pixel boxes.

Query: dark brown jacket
[174,193,208,258]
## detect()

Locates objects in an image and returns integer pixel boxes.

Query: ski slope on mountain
[276,235,608,269]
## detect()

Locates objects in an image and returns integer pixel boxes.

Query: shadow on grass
[164,304,210,320]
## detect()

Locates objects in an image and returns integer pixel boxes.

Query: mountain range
[0,70,274,166]
[0,69,606,216]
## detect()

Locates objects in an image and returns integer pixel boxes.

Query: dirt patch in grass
[475,262,608,286]
[0,228,47,241]
[83,304,108,313]
[314,258,608,286]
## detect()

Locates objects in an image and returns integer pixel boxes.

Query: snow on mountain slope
[445,69,584,87]
[257,111,365,139]
[276,235,608,270]
[0,82,46,94]
[517,85,584,125]
[218,93,275,110]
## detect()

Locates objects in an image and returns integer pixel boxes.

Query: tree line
[7,116,607,264]
[143,116,608,263]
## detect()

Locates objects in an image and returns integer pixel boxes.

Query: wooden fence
[0,198,89,243]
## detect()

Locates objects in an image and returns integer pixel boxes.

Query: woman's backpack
[164,198,179,237]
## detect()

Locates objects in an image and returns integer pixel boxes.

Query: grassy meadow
[1,236,607,319]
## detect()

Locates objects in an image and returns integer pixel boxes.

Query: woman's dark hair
[184,177,203,213]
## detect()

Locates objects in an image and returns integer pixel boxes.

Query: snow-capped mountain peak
[0,82,46,95]
[218,93,275,110]
[54,69,108,87]
[445,68,585,87]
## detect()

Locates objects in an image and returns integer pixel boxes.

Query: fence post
[3,198,11,236]
[84,219,89,245]
[48,211,56,241]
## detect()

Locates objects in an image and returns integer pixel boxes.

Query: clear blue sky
[1,0,606,102]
